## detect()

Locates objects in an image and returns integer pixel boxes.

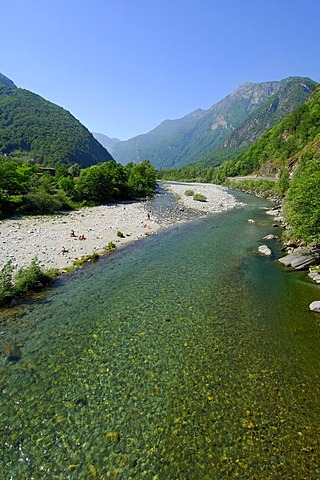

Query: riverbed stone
[309,301,320,312]
[258,245,272,256]
[263,234,278,240]
[278,247,317,270]
[308,271,320,284]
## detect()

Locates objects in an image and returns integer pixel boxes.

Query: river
[0,189,320,479]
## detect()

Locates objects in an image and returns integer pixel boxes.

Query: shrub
[106,242,117,251]
[0,261,14,306]
[184,189,194,196]
[193,193,207,202]
[117,231,125,238]
[14,258,47,294]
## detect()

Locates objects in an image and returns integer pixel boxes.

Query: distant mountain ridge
[92,132,120,154]
[0,73,113,168]
[110,77,316,169]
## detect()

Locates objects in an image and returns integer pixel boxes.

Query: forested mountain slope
[112,77,316,169]
[221,84,320,177]
[0,74,113,168]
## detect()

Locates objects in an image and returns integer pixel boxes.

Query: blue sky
[1,0,319,140]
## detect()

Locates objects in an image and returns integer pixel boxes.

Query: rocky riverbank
[0,182,242,273]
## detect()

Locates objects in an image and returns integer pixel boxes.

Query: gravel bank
[0,183,242,272]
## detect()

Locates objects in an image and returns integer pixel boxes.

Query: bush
[19,190,70,214]
[0,258,57,306]
[14,258,48,294]
[0,261,14,306]
[184,189,194,196]
[193,193,207,202]
[106,242,117,251]
[117,231,125,238]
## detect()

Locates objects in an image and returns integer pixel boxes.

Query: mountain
[0,73,17,88]
[0,73,114,168]
[221,84,320,243]
[92,132,120,154]
[220,83,320,177]
[111,77,316,169]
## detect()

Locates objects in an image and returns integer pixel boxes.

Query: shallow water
[1,191,320,479]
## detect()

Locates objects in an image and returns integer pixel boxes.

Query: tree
[284,152,320,242]
[126,161,157,198]
[276,167,290,197]
[76,162,127,203]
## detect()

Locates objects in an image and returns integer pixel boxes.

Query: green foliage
[117,231,125,238]
[228,179,277,197]
[193,193,207,202]
[13,258,47,294]
[158,165,226,184]
[0,258,57,306]
[73,252,100,268]
[0,83,113,168]
[126,161,157,198]
[222,85,320,177]
[276,167,290,197]
[106,242,117,251]
[76,162,127,203]
[20,189,73,215]
[284,152,320,242]
[184,189,194,196]
[0,261,14,306]
[0,156,157,218]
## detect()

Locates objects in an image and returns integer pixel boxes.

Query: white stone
[309,301,320,312]
[258,245,272,256]
[263,234,278,240]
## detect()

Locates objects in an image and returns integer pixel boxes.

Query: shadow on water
[1,190,320,478]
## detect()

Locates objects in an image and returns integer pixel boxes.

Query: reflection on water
[1,191,320,479]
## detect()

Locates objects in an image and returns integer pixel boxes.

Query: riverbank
[0,182,241,273]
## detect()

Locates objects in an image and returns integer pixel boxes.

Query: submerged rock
[263,234,278,240]
[309,301,320,313]
[3,343,22,363]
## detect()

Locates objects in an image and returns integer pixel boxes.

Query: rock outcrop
[278,247,319,270]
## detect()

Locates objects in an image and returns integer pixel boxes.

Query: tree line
[0,157,157,217]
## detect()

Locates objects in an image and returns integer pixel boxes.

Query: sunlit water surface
[1,190,320,479]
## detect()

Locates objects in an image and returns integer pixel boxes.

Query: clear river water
[0,189,320,479]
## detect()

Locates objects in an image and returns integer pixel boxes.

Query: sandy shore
[0,182,241,272]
